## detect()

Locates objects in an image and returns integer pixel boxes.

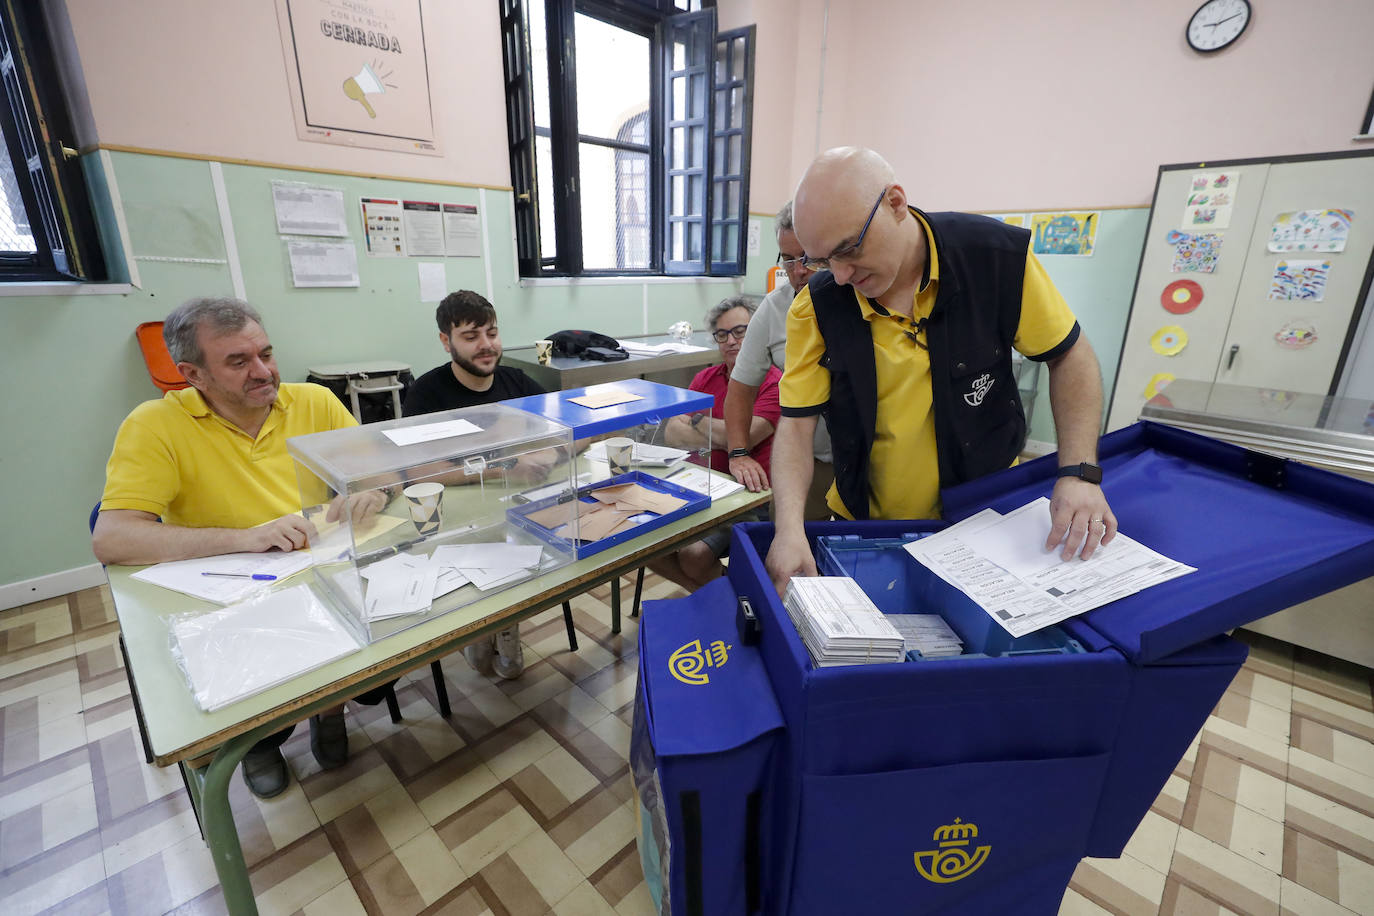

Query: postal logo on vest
[913,818,990,884]
[964,373,995,407]
[668,639,731,686]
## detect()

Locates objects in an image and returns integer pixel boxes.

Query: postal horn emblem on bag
[668,639,731,686]
[913,818,991,884]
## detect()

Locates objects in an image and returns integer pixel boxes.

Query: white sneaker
[492,627,525,680]
[464,636,495,675]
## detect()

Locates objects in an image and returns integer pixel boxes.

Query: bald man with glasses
[764,147,1116,595]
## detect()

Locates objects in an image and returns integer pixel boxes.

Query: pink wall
[759,0,1374,213]
[63,0,513,187]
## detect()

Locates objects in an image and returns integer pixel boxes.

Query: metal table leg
[610,576,621,634]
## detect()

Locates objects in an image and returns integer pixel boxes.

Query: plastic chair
[135,321,189,393]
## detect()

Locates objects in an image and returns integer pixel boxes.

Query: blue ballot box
[633,422,1374,914]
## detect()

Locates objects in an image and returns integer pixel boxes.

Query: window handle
[516,192,531,203]
[1226,344,1239,370]
[59,144,79,160]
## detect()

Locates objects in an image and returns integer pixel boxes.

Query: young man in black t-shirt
[403,290,546,679]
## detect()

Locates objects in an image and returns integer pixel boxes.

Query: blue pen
[201,572,277,581]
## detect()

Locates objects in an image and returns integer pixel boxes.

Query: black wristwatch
[1057,462,1103,485]
[728,447,750,459]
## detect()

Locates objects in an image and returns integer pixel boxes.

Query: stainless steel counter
[503,332,719,391]
[1142,380,1374,667]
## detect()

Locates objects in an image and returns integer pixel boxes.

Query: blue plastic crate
[509,470,710,558]
[813,534,1083,660]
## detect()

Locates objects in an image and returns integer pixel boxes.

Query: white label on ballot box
[904,497,1196,638]
[382,418,483,446]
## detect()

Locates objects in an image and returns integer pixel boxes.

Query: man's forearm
[1046,337,1104,464]
[770,416,817,531]
[93,512,251,566]
[724,379,760,451]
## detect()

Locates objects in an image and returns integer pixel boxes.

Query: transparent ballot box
[287,403,578,643]
[503,378,718,557]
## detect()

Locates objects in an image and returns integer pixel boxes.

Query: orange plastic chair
[135,321,189,393]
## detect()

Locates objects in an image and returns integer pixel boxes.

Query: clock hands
[1205,12,1245,29]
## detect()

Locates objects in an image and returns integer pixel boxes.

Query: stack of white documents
[884,613,964,658]
[618,340,708,356]
[584,441,690,467]
[783,576,905,667]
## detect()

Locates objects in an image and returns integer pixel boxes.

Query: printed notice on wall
[287,239,360,287]
[274,0,439,156]
[273,182,349,237]
[402,200,444,257]
[360,197,404,256]
[443,203,480,257]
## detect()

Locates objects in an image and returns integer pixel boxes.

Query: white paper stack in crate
[783,576,906,667]
[884,613,964,659]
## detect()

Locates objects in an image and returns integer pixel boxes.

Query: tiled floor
[1,577,1371,915]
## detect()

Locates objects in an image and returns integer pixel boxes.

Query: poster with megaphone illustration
[276,0,439,155]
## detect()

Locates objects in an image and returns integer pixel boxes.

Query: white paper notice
[287,239,359,288]
[382,417,483,446]
[443,203,481,257]
[272,182,349,237]
[403,200,445,256]
[418,262,448,302]
[360,197,404,256]
[663,466,741,498]
[904,497,1195,638]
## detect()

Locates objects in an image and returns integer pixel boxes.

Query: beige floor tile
[533,742,601,804]
[1173,827,1282,915]
[1058,886,1115,914]
[1285,784,1374,864]
[1334,849,1374,915]
[612,879,658,916]
[102,803,202,875]
[254,781,323,852]
[1293,687,1374,741]
[300,877,370,916]
[442,789,541,874]
[306,760,401,825]
[1279,877,1360,915]
[160,832,223,907]
[394,828,467,907]
[0,847,105,916]
[507,828,585,908]
[1076,854,1167,911]
[586,714,631,761]
[1288,749,1374,817]
[479,725,559,782]
[252,835,348,915]
[563,799,638,877]
[0,758,93,820]
[553,880,618,916]
[412,757,500,825]
[1124,809,1180,874]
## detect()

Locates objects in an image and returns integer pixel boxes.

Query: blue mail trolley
[634,421,1374,914]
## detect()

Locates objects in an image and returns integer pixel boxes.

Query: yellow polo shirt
[781,212,1076,520]
[100,383,357,528]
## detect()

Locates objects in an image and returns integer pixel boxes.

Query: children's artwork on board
[1181,172,1239,231]
[987,213,1027,228]
[1030,212,1098,256]
[1274,320,1318,350]
[1268,209,1353,253]
[1150,325,1189,357]
[1143,373,1175,399]
[1269,259,1331,301]
[1168,231,1223,273]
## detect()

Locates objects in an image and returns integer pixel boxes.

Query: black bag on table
[548,329,629,361]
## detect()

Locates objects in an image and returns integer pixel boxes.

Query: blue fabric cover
[503,376,712,439]
[632,579,784,916]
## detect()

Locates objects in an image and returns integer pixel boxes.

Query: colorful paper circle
[1274,321,1317,350]
[1144,373,1176,399]
[1161,279,1203,314]
[1150,326,1188,356]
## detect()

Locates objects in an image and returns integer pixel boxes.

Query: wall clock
[1186,0,1252,53]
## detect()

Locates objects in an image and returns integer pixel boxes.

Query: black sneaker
[310,712,349,770]
[241,746,289,798]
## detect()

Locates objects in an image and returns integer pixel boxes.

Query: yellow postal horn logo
[668,639,731,686]
[914,818,990,884]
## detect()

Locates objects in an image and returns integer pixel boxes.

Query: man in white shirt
[724,201,835,519]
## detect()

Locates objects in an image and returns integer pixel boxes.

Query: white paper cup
[535,339,554,365]
[402,482,444,535]
[605,437,634,475]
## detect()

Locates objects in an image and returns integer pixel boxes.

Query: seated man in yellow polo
[93,297,390,798]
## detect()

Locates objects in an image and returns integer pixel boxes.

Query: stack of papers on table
[783,576,905,667]
[359,542,549,619]
[884,613,964,658]
[618,340,708,356]
[132,551,313,604]
[903,496,1196,638]
[663,465,743,498]
[170,585,361,711]
[584,442,690,467]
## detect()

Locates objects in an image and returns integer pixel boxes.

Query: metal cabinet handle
[1226,344,1239,370]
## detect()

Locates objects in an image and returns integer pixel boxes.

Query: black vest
[810,209,1071,520]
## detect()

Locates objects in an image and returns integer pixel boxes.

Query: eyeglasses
[776,253,807,271]
[801,186,889,272]
[710,324,749,343]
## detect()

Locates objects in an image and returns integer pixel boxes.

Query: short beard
[450,345,498,378]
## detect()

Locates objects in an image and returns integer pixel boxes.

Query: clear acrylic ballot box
[503,378,717,558]
[287,403,578,643]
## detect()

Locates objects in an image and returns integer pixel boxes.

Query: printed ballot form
[904,497,1195,637]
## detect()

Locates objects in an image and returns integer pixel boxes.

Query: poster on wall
[988,213,1027,228]
[275,0,439,156]
[1165,230,1222,273]
[1181,172,1239,231]
[1267,209,1353,253]
[1269,259,1332,301]
[1030,212,1098,256]
[360,197,404,256]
